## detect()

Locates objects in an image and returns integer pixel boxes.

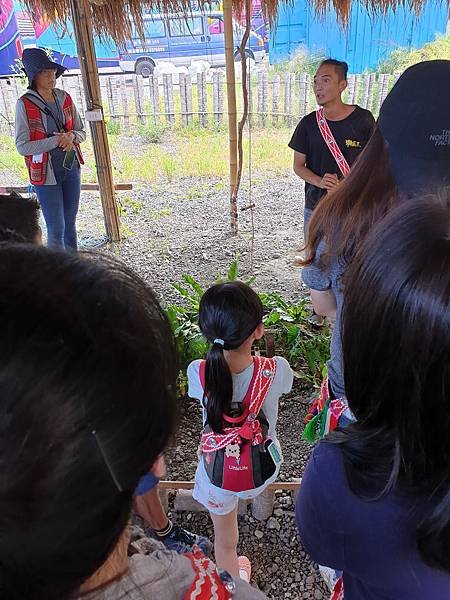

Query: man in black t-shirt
[289,59,375,237]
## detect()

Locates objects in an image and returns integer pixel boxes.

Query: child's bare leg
[210,508,239,577]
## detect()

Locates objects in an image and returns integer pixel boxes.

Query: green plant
[377,33,450,74]
[106,120,121,136]
[137,121,169,143]
[117,194,143,216]
[151,207,173,219]
[161,155,176,181]
[259,292,330,385]
[269,46,326,77]
[119,223,134,238]
[166,258,330,395]
[186,184,206,200]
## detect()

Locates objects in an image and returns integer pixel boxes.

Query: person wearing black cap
[295,60,450,600]
[299,59,450,432]
[15,48,86,250]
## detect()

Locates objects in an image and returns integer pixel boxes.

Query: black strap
[23,92,67,133]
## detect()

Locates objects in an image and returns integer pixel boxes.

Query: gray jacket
[15,88,86,185]
[77,538,267,599]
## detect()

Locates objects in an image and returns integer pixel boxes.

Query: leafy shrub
[106,120,121,136]
[377,33,450,74]
[270,46,326,77]
[137,121,169,143]
[166,258,330,395]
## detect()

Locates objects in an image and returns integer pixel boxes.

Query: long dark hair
[0,193,40,243]
[333,195,450,571]
[198,281,263,433]
[301,126,398,269]
[0,244,177,599]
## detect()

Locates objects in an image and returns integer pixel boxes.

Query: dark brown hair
[319,59,348,81]
[198,282,263,433]
[334,195,450,571]
[301,126,398,270]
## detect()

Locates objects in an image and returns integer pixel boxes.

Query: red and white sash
[316,108,351,178]
[200,356,276,453]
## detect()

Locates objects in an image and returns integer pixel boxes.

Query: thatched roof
[24,0,441,43]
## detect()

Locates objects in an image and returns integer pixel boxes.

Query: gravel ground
[75,172,308,303]
[1,167,329,598]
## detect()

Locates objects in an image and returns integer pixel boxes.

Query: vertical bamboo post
[212,70,220,123]
[217,71,224,124]
[180,72,188,127]
[69,0,120,241]
[272,74,280,125]
[247,69,253,129]
[223,0,238,234]
[149,74,160,125]
[120,76,129,129]
[197,72,207,127]
[133,74,145,125]
[0,79,14,134]
[298,72,307,118]
[163,74,175,125]
[106,76,119,124]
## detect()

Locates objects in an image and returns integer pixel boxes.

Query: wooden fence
[0,70,399,134]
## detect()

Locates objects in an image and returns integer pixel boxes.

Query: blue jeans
[35,163,81,251]
[304,207,314,243]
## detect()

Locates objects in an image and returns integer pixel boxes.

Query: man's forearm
[294,164,322,187]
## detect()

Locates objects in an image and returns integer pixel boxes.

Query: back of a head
[0,193,40,243]
[0,245,177,599]
[341,195,450,570]
[198,281,263,432]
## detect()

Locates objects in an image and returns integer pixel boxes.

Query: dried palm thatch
[23,0,438,43]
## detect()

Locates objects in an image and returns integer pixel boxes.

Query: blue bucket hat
[21,48,67,88]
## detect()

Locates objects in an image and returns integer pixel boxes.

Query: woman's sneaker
[155,523,213,556]
[238,556,252,583]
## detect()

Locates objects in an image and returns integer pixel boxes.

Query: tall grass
[0,124,294,186]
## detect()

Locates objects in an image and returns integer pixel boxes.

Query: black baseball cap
[378,60,450,197]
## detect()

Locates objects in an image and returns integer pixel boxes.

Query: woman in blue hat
[15,48,86,250]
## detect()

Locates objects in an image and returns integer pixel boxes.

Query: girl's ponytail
[198,282,263,434]
[204,340,233,433]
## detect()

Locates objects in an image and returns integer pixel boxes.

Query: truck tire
[136,59,155,78]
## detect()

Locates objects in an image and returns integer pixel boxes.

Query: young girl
[188,281,293,582]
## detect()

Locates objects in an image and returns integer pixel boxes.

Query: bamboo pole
[69,0,120,242]
[223,0,238,234]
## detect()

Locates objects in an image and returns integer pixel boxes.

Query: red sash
[316,108,351,178]
[184,548,232,599]
[199,356,276,453]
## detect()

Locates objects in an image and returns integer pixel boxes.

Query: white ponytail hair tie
[213,338,225,347]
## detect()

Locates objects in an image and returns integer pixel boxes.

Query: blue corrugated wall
[269,1,449,72]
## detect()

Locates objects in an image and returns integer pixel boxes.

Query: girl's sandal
[238,556,252,583]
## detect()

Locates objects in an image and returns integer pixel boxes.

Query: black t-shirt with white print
[289,106,375,210]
